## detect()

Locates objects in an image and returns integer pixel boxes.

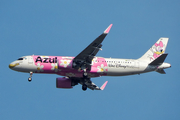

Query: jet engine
[56,77,78,89]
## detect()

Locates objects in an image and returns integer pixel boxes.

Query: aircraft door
[28,56,34,65]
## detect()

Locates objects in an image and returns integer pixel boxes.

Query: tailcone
[158,63,171,69]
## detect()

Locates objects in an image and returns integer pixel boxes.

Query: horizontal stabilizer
[156,69,166,74]
[149,53,168,65]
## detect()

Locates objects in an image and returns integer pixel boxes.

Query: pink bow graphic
[155,41,163,47]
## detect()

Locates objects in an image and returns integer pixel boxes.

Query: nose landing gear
[28,71,33,82]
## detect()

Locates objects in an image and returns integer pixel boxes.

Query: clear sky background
[0,0,179,120]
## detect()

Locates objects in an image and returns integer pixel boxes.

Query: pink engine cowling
[56,77,73,89]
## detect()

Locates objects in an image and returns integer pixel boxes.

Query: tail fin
[138,37,169,63]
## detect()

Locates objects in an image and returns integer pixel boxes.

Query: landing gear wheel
[82,84,87,91]
[83,72,88,77]
[28,77,32,82]
[28,71,33,82]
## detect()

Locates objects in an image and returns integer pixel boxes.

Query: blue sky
[0,0,179,120]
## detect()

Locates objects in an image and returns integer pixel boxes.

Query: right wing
[73,24,113,71]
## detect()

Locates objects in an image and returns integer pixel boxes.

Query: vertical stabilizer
[138,38,169,63]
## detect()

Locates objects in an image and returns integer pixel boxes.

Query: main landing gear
[82,80,92,91]
[83,69,88,77]
[28,71,33,82]
[82,69,89,91]
[82,84,87,91]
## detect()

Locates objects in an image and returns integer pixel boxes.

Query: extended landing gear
[82,69,88,91]
[83,72,88,77]
[28,77,32,82]
[79,68,90,91]
[82,84,87,91]
[83,69,88,78]
[28,71,33,82]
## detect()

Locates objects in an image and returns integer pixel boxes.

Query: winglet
[100,81,108,90]
[104,24,113,34]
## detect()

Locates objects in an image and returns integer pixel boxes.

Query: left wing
[72,24,113,71]
[80,81,108,90]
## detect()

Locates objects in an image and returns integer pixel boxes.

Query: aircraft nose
[9,64,14,69]
[9,62,19,69]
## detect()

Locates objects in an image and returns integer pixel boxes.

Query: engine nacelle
[56,77,73,89]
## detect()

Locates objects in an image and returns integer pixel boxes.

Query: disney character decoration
[150,41,164,60]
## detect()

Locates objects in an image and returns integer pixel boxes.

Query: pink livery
[9,24,171,91]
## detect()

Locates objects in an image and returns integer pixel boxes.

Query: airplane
[9,24,171,91]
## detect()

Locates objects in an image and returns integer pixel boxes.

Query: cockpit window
[17,58,23,60]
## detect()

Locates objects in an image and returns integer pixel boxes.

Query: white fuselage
[9,55,171,78]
